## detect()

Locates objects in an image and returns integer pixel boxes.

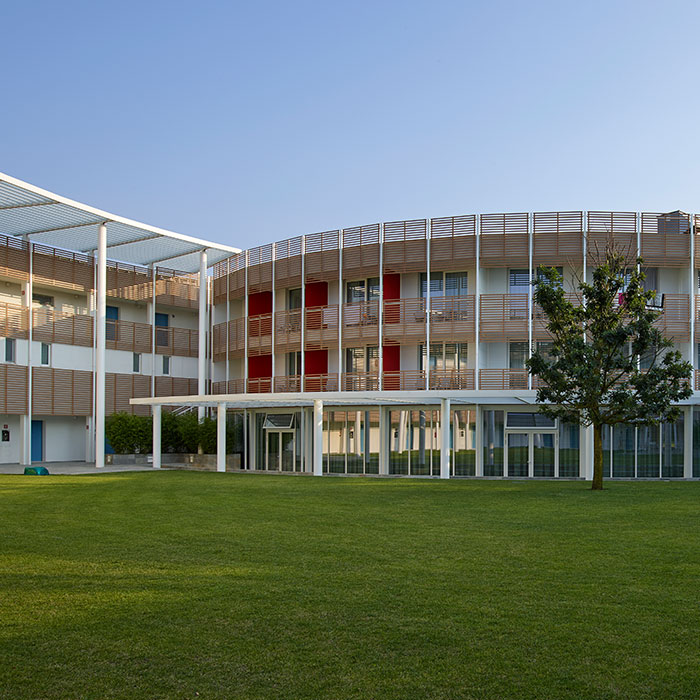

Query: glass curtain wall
[323,410,379,475]
[389,410,441,476]
[451,408,476,476]
[482,410,504,477]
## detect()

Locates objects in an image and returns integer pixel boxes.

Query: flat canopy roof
[131,390,542,409]
[0,172,239,273]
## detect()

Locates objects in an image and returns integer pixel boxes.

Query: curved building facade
[0,183,697,479]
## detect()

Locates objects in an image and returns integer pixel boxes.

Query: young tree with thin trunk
[526,249,692,490]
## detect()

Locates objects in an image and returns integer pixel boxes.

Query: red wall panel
[383,345,400,371]
[304,349,328,374]
[305,281,328,307]
[383,274,401,300]
[248,354,272,378]
[248,291,272,316]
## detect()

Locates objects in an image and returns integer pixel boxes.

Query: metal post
[225,257,230,389]
[527,212,533,390]
[152,404,161,469]
[313,399,323,476]
[378,224,384,391]
[689,214,695,369]
[217,402,226,472]
[379,405,389,475]
[197,249,207,420]
[244,250,249,391]
[440,398,450,479]
[474,404,483,477]
[425,221,431,390]
[271,244,276,391]
[475,215,481,390]
[338,231,343,391]
[150,265,156,397]
[95,222,107,468]
[21,242,33,465]
[301,236,306,391]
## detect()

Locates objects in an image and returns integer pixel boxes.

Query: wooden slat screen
[479,369,528,390]
[305,230,339,283]
[274,237,303,288]
[32,308,93,347]
[532,211,584,265]
[0,233,29,281]
[212,258,229,304]
[656,294,690,341]
[639,213,690,267]
[32,245,93,293]
[383,219,427,274]
[228,252,246,300]
[382,298,426,345]
[429,369,474,390]
[274,309,301,353]
[341,301,379,345]
[429,296,476,341]
[156,267,199,309]
[479,213,528,267]
[0,364,28,413]
[430,216,476,271]
[479,294,529,341]
[107,261,152,302]
[247,313,272,356]
[247,244,273,293]
[342,224,380,278]
[32,367,92,416]
[304,304,338,349]
[0,303,28,339]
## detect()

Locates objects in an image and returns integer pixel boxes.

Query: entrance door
[31,420,43,462]
[266,432,280,471]
[280,432,295,472]
[507,433,529,477]
[266,431,295,471]
[506,432,557,477]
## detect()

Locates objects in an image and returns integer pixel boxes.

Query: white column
[527,212,533,390]
[689,214,695,369]
[425,222,431,390]
[338,232,343,391]
[379,405,389,475]
[475,404,483,476]
[684,406,693,479]
[152,404,161,469]
[440,398,451,479]
[301,237,306,391]
[313,398,323,476]
[198,250,208,420]
[95,223,107,468]
[217,402,226,472]
[271,244,276,391]
[475,216,481,390]
[21,242,33,465]
[150,265,156,397]
[244,251,249,391]
[378,224,384,390]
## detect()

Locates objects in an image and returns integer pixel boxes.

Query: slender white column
[527,212,533,390]
[95,223,107,468]
[243,408,248,469]
[425,222,430,390]
[474,404,483,476]
[225,257,230,388]
[338,232,343,391]
[379,405,389,475]
[689,214,695,369]
[313,398,323,476]
[152,404,161,469]
[21,242,33,464]
[244,251,249,391]
[475,216,481,390]
[440,398,451,479]
[271,244,276,391]
[378,224,384,391]
[217,402,227,472]
[684,406,693,478]
[198,250,208,420]
[301,237,306,391]
[150,265,156,397]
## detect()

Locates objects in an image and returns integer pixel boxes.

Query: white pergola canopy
[0,172,239,272]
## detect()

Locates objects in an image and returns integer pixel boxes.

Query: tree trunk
[592,423,604,490]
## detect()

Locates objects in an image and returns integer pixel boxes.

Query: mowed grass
[2,474,700,699]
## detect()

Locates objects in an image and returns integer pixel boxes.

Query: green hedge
[105,412,243,455]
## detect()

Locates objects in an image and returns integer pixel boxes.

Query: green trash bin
[23,467,49,475]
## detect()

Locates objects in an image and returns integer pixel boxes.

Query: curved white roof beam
[0,172,240,273]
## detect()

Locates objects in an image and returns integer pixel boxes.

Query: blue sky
[2,0,700,250]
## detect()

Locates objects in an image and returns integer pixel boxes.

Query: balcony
[104,319,198,357]
[274,308,301,352]
[305,304,339,349]
[480,294,529,341]
[342,300,379,344]
[479,369,529,390]
[247,313,272,355]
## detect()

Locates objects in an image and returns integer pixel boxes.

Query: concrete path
[0,461,157,475]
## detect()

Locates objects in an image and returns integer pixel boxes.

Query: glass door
[533,433,555,477]
[266,432,280,471]
[507,433,529,477]
[280,432,295,472]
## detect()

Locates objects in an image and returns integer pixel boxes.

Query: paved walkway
[0,461,156,475]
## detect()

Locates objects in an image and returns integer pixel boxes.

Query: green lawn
[2,473,700,699]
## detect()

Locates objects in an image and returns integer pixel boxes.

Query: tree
[526,248,692,490]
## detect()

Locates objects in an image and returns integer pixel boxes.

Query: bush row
[105,412,243,455]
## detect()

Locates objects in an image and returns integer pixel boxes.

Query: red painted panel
[248,291,272,316]
[305,281,328,307]
[383,345,400,371]
[383,274,401,300]
[305,349,328,374]
[248,354,272,378]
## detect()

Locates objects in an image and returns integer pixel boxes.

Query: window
[32,293,54,307]
[287,288,302,310]
[40,343,50,366]
[509,342,528,370]
[420,343,468,371]
[420,272,468,298]
[345,346,379,373]
[346,278,379,303]
[162,356,170,375]
[5,338,15,363]
[155,312,169,347]
[133,353,141,373]
[509,269,530,293]
[106,305,119,342]
[286,351,301,376]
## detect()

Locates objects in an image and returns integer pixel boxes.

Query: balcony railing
[342,371,380,391]
[429,369,475,390]
[342,301,379,343]
[105,319,198,357]
[305,304,339,348]
[479,369,529,390]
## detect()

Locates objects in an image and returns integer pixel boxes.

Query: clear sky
[2,0,700,250]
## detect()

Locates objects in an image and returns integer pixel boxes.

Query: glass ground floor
[226,404,700,479]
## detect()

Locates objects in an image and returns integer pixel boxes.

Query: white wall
[35,416,87,461]
[0,415,20,464]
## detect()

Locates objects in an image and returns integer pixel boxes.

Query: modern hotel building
[1,172,697,479]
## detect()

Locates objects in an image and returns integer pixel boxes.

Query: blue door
[155,312,169,347]
[31,420,43,462]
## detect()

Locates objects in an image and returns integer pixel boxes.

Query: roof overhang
[131,390,542,409]
[0,172,240,273]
